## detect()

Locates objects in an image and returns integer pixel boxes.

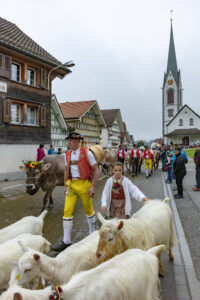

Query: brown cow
[20,155,65,211]
[101,149,118,176]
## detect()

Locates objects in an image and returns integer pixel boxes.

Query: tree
[137,140,145,147]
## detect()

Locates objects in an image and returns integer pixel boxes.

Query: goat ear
[9,263,20,287]
[118,221,124,230]
[13,293,22,300]
[19,166,26,171]
[41,163,51,171]
[33,254,40,261]
[96,211,106,224]
[18,240,28,252]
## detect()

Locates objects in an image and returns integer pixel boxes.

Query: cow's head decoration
[19,161,51,195]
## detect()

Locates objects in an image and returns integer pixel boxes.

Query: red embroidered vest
[117,149,125,158]
[144,150,152,159]
[131,148,140,158]
[65,148,92,180]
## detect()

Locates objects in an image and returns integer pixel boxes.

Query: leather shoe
[51,241,71,252]
[174,194,183,199]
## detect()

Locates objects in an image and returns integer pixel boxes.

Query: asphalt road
[0,167,179,299]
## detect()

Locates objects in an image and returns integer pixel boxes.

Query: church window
[168,109,173,117]
[189,118,194,126]
[167,89,174,104]
[179,119,183,126]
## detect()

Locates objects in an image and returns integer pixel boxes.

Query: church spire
[166,20,178,81]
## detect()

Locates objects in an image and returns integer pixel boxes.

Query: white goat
[0,234,51,289]
[0,210,47,244]
[1,245,165,300]
[9,231,99,288]
[96,198,176,276]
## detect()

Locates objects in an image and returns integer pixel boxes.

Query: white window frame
[11,103,22,124]
[26,105,37,125]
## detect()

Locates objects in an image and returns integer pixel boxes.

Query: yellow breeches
[144,159,152,170]
[64,179,94,219]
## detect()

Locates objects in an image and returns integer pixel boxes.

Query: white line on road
[0,184,24,190]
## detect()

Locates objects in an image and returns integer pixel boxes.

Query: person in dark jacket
[193,143,200,191]
[173,147,186,199]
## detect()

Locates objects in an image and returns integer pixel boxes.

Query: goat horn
[96,211,106,224]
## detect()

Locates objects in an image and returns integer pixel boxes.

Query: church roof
[165,128,200,137]
[166,104,200,127]
[164,22,179,84]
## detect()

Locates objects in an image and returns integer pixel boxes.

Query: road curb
[162,173,200,300]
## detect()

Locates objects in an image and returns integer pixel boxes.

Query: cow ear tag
[16,274,21,280]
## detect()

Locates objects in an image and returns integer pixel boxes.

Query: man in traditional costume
[144,145,152,178]
[52,132,99,252]
[131,144,140,177]
[117,145,125,164]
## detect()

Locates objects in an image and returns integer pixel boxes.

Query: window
[27,68,36,86]
[167,89,174,104]
[86,112,95,120]
[27,106,37,125]
[11,104,22,123]
[179,119,183,126]
[189,118,194,126]
[76,122,81,129]
[11,63,21,82]
[168,109,173,117]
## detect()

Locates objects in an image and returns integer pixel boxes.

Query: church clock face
[168,79,173,85]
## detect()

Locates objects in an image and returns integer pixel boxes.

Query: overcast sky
[1,0,200,140]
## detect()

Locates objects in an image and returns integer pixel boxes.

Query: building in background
[162,21,182,144]
[51,95,68,153]
[60,100,105,145]
[101,109,124,149]
[165,105,200,146]
[0,17,72,180]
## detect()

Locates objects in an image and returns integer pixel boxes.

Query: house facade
[165,105,200,146]
[51,95,68,153]
[60,100,105,146]
[0,17,72,180]
[101,109,124,149]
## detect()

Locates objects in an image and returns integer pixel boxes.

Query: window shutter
[40,106,47,127]
[0,54,3,77]
[40,68,47,88]
[0,54,12,79]
[3,99,11,123]
[4,56,12,79]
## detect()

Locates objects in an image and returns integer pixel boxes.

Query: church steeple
[166,21,178,82]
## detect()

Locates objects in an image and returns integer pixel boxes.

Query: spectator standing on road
[101,162,148,219]
[173,147,186,199]
[131,144,140,177]
[48,144,55,155]
[161,146,167,172]
[36,144,45,162]
[57,148,62,155]
[193,143,200,191]
[166,151,173,184]
[117,145,125,164]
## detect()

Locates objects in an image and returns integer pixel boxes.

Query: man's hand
[64,186,67,195]
[142,197,149,202]
[88,185,95,198]
[101,206,107,212]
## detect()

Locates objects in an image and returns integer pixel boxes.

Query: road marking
[0,184,24,190]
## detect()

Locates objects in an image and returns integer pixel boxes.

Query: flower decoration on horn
[22,160,43,170]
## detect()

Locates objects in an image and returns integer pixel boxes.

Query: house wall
[51,108,68,152]
[101,118,121,149]
[167,106,200,133]
[167,135,200,146]
[66,108,103,146]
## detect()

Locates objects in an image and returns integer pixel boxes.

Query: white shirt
[64,148,97,178]
[101,176,146,216]
[118,149,123,158]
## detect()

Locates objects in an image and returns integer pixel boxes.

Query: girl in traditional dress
[101,162,148,219]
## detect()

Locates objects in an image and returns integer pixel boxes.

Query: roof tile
[59,101,96,119]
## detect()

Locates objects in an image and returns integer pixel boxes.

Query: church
[162,21,200,146]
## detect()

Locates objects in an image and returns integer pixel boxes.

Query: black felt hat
[65,132,83,140]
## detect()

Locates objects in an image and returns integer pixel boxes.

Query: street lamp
[47,61,75,90]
